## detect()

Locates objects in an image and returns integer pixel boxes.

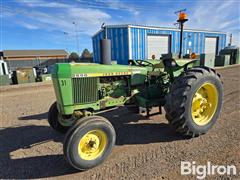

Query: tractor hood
[52,62,148,78]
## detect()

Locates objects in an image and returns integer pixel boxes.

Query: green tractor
[49,57,223,170]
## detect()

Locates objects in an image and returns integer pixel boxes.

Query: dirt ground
[0,65,240,179]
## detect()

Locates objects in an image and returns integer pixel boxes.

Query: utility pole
[228,34,232,46]
[72,21,80,59]
[63,31,69,53]
[175,9,188,59]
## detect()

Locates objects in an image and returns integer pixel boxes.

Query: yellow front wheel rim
[191,83,218,126]
[78,130,107,160]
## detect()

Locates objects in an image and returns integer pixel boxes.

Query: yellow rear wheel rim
[78,130,107,160]
[191,83,218,126]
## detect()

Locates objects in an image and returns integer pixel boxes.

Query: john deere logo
[73,72,131,78]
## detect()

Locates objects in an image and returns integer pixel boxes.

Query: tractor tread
[164,66,222,137]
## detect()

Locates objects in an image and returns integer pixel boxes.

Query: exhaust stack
[100,39,111,65]
[100,24,112,65]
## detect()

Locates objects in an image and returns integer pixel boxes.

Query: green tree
[69,52,79,62]
[80,49,93,62]
[81,49,92,58]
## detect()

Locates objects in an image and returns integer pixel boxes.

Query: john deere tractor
[48,56,223,170]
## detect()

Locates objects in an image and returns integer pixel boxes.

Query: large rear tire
[164,67,223,137]
[48,102,69,133]
[63,116,116,170]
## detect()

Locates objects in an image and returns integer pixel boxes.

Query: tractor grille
[72,77,99,104]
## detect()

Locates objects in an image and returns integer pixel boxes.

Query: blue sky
[1,0,239,54]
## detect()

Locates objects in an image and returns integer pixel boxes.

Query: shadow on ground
[18,112,48,120]
[4,107,186,178]
[0,125,78,179]
[98,107,186,145]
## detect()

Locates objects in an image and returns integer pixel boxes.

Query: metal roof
[92,24,227,37]
[3,49,68,58]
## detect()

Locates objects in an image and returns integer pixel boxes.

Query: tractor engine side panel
[99,76,130,99]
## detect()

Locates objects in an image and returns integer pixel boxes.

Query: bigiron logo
[181,161,238,179]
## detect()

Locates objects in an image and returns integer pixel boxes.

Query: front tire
[48,102,69,133]
[164,67,223,137]
[63,116,116,170]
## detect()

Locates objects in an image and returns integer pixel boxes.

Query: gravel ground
[0,65,239,179]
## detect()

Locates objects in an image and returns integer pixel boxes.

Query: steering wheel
[135,60,153,67]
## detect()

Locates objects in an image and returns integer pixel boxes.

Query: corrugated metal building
[2,49,69,71]
[92,24,227,64]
